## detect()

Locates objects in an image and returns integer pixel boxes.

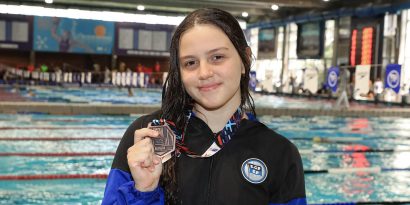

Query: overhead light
[242,12,248,17]
[45,0,53,4]
[323,0,329,1]
[0,4,247,28]
[271,4,279,11]
[0,4,184,25]
[137,5,145,11]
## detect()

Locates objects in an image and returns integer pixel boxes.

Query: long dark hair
[160,8,255,204]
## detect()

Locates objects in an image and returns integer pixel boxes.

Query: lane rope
[0,126,126,130]
[1,168,409,181]
[0,149,408,157]
[304,167,410,174]
[0,173,108,180]
[290,136,410,142]
[310,201,410,204]
[0,152,115,157]
[0,137,121,141]
[0,168,410,181]
[299,149,410,154]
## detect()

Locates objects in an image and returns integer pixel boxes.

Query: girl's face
[179,24,244,111]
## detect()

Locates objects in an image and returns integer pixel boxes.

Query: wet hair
[160,8,255,204]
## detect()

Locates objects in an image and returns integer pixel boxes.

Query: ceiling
[1,0,402,23]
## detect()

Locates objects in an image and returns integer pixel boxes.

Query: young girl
[102,8,306,205]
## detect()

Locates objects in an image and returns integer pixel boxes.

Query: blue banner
[33,16,114,54]
[249,71,257,91]
[385,64,401,93]
[326,66,339,92]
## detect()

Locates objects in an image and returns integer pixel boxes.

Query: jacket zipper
[205,156,214,205]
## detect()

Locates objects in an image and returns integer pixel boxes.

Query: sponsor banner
[303,68,319,94]
[354,65,371,98]
[384,64,401,93]
[249,71,257,91]
[326,67,339,93]
[34,16,114,54]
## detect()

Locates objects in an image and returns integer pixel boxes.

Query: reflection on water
[341,144,374,199]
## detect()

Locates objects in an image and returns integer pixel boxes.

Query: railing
[0,65,167,88]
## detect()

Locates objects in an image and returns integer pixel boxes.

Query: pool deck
[1,101,410,117]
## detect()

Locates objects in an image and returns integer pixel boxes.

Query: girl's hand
[127,128,162,192]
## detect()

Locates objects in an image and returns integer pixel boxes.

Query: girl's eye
[183,60,198,69]
[211,55,224,62]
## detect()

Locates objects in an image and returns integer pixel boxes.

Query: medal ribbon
[151,108,243,158]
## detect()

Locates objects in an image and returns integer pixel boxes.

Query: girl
[102,8,306,205]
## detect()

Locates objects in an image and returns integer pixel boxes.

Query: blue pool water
[5,86,340,109]
[9,86,162,105]
[0,113,409,204]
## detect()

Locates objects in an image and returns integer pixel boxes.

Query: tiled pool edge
[0,102,157,115]
[1,102,410,117]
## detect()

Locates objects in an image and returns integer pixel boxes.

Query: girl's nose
[198,63,214,80]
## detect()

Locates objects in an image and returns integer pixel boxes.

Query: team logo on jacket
[241,158,268,184]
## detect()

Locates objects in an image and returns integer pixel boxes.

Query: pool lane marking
[0,126,127,130]
[305,167,410,174]
[0,137,121,141]
[1,167,409,181]
[290,136,410,141]
[0,173,108,180]
[299,149,410,154]
[0,118,98,122]
[310,201,410,204]
[0,152,115,157]
[0,149,407,157]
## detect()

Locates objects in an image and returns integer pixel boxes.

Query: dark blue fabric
[102,168,164,205]
[268,197,307,205]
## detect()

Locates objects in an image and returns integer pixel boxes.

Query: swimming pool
[0,113,409,204]
[1,85,379,110]
[5,86,162,105]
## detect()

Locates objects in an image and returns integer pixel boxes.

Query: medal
[147,123,176,163]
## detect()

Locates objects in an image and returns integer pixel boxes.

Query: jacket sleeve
[269,141,307,205]
[102,169,165,205]
[101,112,165,205]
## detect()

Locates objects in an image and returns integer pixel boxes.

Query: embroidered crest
[241,158,268,184]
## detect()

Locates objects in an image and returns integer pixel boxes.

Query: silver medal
[147,123,176,163]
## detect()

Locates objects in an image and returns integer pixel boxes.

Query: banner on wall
[33,16,114,54]
[0,14,33,50]
[115,22,174,56]
[326,67,339,93]
[257,27,276,59]
[384,64,401,94]
[303,68,319,94]
[297,21,324,59]
[354,65,371,98]
[261,68,273,92]
[249,71,257,91]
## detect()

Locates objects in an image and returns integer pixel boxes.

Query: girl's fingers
[127,138,153,154]
[142,157,153,167]
[134,128,159,144]
[153,155,161,165]
[127,127,160,169]
[127,142,155,168]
